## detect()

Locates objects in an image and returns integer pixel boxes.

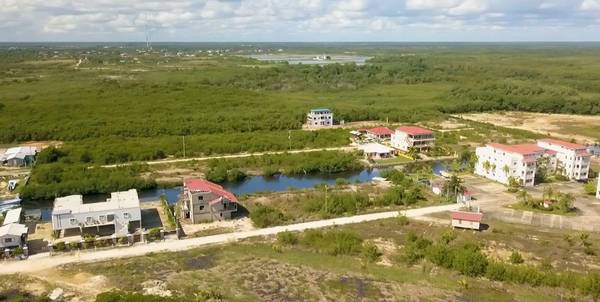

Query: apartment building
[537,139,591,181]
[182,179,238,223]
[306,108,333,128]
[475,143,546,187]
[51,189,142,236]
[391,126,435,151]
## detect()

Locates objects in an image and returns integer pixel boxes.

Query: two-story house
[51,189,142,236]
[182,179,238,223]
[391,126,435,151]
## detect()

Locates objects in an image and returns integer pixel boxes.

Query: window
[70,218,78,225]
[107,214,115,222]
[199,205,204,210]
[99,215,106,223]
[4,238,12,243]
[198,195,203,201]
[123,213,131,219]
[86,216,93,224]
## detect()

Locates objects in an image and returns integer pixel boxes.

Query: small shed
[450,211,483,230]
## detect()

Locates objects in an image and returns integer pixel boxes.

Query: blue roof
[310,108,331,113]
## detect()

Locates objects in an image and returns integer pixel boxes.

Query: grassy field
[4,216,600,301]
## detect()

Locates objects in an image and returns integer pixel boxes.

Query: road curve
[0,203,459,275]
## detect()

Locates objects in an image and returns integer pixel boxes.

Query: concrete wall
[186,191,237,223]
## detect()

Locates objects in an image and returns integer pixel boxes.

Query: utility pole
[182,135,186,158]
[288,130,292,151]
[324,185,328,214]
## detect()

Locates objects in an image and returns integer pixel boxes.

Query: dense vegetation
[401,231,600,299]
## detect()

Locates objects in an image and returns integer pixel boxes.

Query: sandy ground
[457,112,600,143]
[181,217,255,236]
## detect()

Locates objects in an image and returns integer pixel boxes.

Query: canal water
[25,160,450,221]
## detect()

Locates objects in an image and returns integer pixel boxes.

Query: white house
[596,177,600,200]
[306,108,333,128]
[0,223,28,249]
[359,143,394,159]
[0,207,27,249]
[450,211,482,230]
[0,146,37,167]
[537,139,591,181]
[475,143,545,187]
[51,189,142,236]
[391,126,435,151]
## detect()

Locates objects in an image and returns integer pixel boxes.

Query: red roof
[450,211,483,222]
[396,126,434,136]
[539,139,586,150]
[367,127,394,136]
[488,143,545,155]
[184,179,238,203]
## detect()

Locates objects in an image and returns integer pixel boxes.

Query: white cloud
[0,0,598,41]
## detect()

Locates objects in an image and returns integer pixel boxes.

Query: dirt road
[0,203,461,275]
[100,146,357,168]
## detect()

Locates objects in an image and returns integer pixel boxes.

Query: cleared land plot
[458,112,600,143]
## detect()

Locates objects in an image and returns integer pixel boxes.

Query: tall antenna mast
[144,13,152,50]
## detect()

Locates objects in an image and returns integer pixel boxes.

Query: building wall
[186,191,237,223]
[52,207,142,234]
[537,141,590,181]
[0,234,23,249]
[475,146,537,187]
[451,219,480,230]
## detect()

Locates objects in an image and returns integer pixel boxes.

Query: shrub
[250,204,286,228]
[451,244,488,277]
[53,241,66,252]
[361,242,382,263]
[509,251,524,264]
[335,178,349,186]
[147,228,162,241]
[300,229,364,256]
[397,215,410,226]
[118,236,129,245]
[69,241,80,250]
[277,231,299,246]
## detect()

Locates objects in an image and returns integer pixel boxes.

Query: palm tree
[502,165,510,175]
[483,161,492,173]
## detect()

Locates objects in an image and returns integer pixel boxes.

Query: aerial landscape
[2,1,600,301]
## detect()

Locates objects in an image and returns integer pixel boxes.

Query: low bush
[277,231,299,246]
[510,251,524,264]
[250,204,286,228]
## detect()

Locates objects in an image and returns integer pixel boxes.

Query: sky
[1,0,600,42]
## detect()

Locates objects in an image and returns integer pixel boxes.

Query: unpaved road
[101,146,357,168]
[0,203,461,275]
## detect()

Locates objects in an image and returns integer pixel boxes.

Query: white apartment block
[537,139,591,181]
[391,126,435,151]
[306,108,333,128]
[475,143,545,187]
[51,189,142,236]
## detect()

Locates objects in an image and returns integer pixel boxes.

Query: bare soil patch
[458,112,600,143]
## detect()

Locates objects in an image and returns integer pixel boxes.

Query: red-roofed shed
[450,211,483,230]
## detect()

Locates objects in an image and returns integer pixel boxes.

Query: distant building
[391,126,435,151]
[475,143,545,187]
[365,127,394,141]
[0,207,27,249]
[182,179,238,223]
[358,143,394,159]
[537,139,591,181]
[587,143,600,156]
[51,189,142,236]
[0,146,37,167]
[450,211,482,230]
[306,109,333,128]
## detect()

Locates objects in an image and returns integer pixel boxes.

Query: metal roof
[2,207,22,225]
[0,223,28,237]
